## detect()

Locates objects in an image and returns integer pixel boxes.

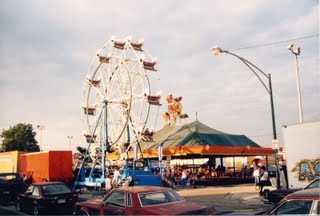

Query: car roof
[286,188,320,198]
[0,172,20,176]
[114,186,172,193]
[31,181,67,186]
[307,178,319,184]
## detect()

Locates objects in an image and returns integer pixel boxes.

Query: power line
[235,34,319,51]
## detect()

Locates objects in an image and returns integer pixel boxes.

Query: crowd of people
[161,165,230,188]
[104,162,270,192]
[160,164,252,188]
[162,167,197,188]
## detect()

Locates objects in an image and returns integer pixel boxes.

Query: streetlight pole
[212,46,281,190]
[67,136,73,150]
[37,125,45,151]
[288,44,303,123]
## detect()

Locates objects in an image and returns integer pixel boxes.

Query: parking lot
[77,183,272,214]
[0,183,272,215]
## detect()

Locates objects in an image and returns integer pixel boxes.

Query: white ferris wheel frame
[81,36,159,163]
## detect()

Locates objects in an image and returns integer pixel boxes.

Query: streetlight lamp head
[295,47,301,55]
[288,44,301,55]
[211,46,224,55]
[287,44,294,51]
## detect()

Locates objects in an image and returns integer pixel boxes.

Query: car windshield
[139,190,184,206]
[273,200,313,215]
[42,184,72,195]
[103,191,125,207]
[305,179,319,189]
[0,173,18,182]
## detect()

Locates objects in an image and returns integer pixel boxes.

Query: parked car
[0,172,24,203]
[15,181,79,215]
[257,188,320,215]
[73,186,217,215]
[263,178,319,204]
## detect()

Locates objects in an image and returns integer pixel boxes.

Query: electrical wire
[235,34,319,51]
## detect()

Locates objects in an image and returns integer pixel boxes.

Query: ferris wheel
[81,36,161,165]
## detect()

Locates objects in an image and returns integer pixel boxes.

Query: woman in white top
[259,166,269,195]
[112,167,121,187]
[253,167,260,190]
[105,174,112,192]
[181,169,188,187]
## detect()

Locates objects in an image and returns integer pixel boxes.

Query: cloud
[0,0,319,152]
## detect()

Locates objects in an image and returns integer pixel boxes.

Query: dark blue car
[16,181,79,215]
[263,178,320,204]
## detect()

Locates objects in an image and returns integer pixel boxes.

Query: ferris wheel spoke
[105,70,131,101]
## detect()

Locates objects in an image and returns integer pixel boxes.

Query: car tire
[16,200,21,212]
[33,205,39,216]
[263,189,270,198]
[79,210,89,216]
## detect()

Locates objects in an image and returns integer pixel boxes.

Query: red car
[73,186,217,215]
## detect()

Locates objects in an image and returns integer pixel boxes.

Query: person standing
[170,168,175,189]
[181,169,187,188]
[105,173,112,193]
[253,166,260,191]
[112,167,121,187]
[259,166,269,196]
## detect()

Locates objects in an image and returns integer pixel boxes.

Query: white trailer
[282,120,320,189]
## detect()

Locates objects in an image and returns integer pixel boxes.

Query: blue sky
[1,0,319,152]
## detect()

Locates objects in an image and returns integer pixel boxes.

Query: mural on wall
[291,158,320,182]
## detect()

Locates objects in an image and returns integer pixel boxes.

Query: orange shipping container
[20,151,73,183]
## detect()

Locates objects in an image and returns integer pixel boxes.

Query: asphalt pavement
[175,183,272,214]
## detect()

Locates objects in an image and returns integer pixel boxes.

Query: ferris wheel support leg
[102,101,108,181]
[73,108,104,191]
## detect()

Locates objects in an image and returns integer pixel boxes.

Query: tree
[0,123,40,152]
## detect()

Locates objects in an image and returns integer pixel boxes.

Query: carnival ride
[73,36,162,189]
[163,94,188,127]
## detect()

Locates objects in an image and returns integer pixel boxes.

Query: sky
[1,0,319,153]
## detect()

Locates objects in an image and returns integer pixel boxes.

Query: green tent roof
[141,120,261,150]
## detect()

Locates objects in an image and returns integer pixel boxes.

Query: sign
[158,146,163,161]
[134,146,138,160]
[271,139,279,150]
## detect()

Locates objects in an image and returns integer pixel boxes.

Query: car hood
[143,201,215,215]
[270,189,300,194]
[76,197,104,208]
